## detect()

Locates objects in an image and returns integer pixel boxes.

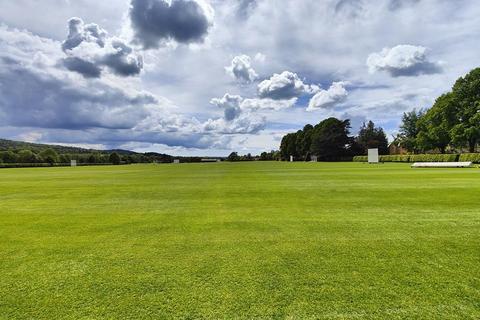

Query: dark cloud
[0,25,261,151]
[101,39,144,77]
[130,0,213,49]
[0,60,153,129]
[210,94,243,120]
[334,0,364,17]
[62,57,102,78]
[236,0,258,18]
[62,18,143,78]
[388,0,421,10]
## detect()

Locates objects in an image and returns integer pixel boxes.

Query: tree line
[279,67,480,160]
[395,68,480,154]
[279,118,388,161]
[0,148,174,166]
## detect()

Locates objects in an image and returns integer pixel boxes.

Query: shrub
[353,153,464,163]
[409,154,459,162]
[353,156,368,162]
[459,153,480,163]
[379,155,410,162]
[109,152,121,165]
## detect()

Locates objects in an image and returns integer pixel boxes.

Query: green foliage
[17,149,39,163]
[39,148,59,164]
[0,151,17,163]
[259,150,279,161]
[416,93,456,154]
[450,68,480,152]
[379,155,411,162]
[397,109,424,153]
[354,154,462,162]
[227,152,240,161]
[353,155,368,162]
[280,133,298,160]
[409,154,459,162]
[356,121,389,155]
[459,153,480,163]
[109,152,121,165]
[310,118,351,161]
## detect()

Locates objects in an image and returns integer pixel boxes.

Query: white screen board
[368,148,379,163]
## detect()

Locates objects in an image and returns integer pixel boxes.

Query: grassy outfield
[0,162,479,319]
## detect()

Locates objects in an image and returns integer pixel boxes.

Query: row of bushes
[353,153,480,163]
[0,162,123,169]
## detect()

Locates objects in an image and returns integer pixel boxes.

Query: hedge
[353,156,368,162]
[353,154,462,163]
[0,162,125,169]
[459,153,480,163]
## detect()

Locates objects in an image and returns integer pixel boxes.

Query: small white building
[311,155,318,162]
[173,159,180,164]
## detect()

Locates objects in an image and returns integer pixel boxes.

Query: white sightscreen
[368,148,379,163]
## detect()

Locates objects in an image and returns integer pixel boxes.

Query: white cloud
[367,44,443,77]
[225,54,258,83]
[211,93,297,120]
[241,97,297,111]
[307,82,348,111]
[0,25,262,150]
[254,52,266,63]
[257,71,319,100]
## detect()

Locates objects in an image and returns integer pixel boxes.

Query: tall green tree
[280,132,298,161]
[0,151,17,163]
[109,152,121,165]
[299,124,314,160]
[227,152,240,162]
[17,149,38,163]
[310,118,351,161]
[398,109,424,153]
[40,148,59,164]
[450,68,480,152]
[416,93,455,154]
[356,121,389,155]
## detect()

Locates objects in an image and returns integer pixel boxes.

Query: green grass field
[0,162,479,319]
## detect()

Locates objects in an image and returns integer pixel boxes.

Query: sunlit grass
[0,162,479,319]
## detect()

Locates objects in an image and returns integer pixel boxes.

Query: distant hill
[0,138,229,166]
[0,138,134,155]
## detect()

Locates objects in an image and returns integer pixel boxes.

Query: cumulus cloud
[0,25,260,151]
[211,93,296,121]
[62,17,143,78]
[307,82,348,111]
[225,54,258,83]
[210,94,243,121]
[241,97,297,111]
[367,45,443,77]
[258,71,319,100]
[129,0,214,49]
[203,115,266,135]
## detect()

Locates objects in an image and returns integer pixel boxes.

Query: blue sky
[0,0,479,156]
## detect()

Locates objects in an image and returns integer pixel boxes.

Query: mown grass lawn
[0,162,479,319]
